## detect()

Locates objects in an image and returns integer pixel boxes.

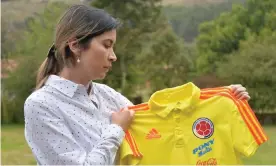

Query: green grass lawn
[1,125,276,165]
[1,125,36,165]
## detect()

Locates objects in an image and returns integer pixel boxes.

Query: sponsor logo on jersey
[146,128,161,139]
[193,139,214,157]
[196,158,217,166]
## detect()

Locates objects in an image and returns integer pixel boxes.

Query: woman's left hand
[229,84,250,100]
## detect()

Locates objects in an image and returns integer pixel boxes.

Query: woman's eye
[104,44,111,48]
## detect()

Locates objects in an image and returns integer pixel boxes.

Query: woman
[24,4,250,165]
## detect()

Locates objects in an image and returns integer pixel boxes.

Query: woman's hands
[230,84,250,100]
[112,108,135,131]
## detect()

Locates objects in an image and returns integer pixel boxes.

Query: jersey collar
[149,82,201,118]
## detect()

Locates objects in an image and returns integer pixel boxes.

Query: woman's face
[78,29,117,80]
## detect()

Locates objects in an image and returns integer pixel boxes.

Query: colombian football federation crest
[193,118,214,139]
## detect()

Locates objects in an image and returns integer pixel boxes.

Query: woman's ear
[68,39,81,56]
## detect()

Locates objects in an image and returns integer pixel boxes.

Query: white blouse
[24,75,132,165]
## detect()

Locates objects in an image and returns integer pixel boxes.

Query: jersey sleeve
[231,100,268,157]
[116,139,132,165]
[116,132,141,165]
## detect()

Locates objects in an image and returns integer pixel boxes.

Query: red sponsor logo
[196,158,217,166]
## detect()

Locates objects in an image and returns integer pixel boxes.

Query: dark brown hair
[36,4,120,90]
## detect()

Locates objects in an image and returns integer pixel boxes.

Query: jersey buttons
[173,108,181,124]
[186,106,196,113]
[175,129,183,135]
[175,139,185,147]
[173,108,181,114]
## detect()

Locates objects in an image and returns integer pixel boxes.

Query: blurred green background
[1,0,275,165]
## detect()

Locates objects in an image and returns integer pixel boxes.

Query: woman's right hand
[111,108,135,131]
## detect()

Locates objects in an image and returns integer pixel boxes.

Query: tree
[92,0,162,97]
[164,0,245,42]
[194,0,276,111]
[92,0,191,98]
[196,0,276,73]
[137,25,192,93]
[1,2,69,124]
[2,0,190,123]
[216,33,276,111]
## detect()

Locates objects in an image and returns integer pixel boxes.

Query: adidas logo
[146,128,161,139]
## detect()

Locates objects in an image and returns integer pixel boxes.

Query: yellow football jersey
[117,83,268,165]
